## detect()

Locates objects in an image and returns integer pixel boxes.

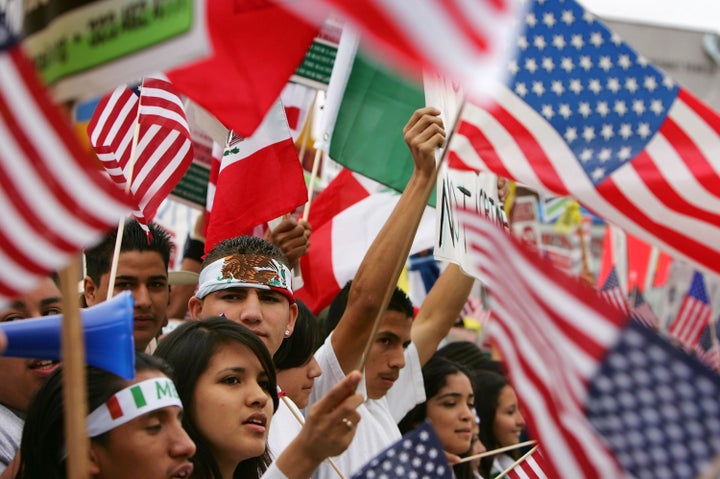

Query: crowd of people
[0,108,530,479]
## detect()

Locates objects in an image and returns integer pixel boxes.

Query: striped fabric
[0,20,131,302]
[599,267,631,316]
[448,0,720,277]
[282,0,525,101]
[88,75,193,228]
[507,449,550,479]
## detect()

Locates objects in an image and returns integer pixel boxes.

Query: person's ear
[285,302,299,336]
[88,443,101,475]
[84,276,98,306]
[188,296,204,319]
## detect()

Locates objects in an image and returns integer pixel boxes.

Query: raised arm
[411,263,475,365]
[331,107,445,374]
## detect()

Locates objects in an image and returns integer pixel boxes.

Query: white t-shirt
[0,404,23,473]
[268,388,304,460]
[308,334,425,479]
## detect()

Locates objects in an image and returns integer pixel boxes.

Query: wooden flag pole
[59,258,89,479]
[302,148,323,221]
[456,440,536,463]
[106,83,143,300]
[296,90,319,170]
[279,396,346,479]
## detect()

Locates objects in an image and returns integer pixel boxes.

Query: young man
[307,107,476,479]
[84,220,173,352]
[0,276,63,478]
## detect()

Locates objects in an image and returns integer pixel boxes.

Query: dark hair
[202,236,289,269]
[399,356,476,479]
[17,353,172,479]
[273,299,320,370]
[154,317,279,479]
[84,219,173,284]
[435,341,504,376]
[473,371,512,479]
[324,280,414,337]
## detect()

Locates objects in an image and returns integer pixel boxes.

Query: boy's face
[363,310,412,400]
[0,277,63,411]
[188,287,298,356]
[84,250,169,351]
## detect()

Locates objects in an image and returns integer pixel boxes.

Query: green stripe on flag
[130,385,147,409]
[330,51,436,206]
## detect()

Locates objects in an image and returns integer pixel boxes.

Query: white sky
[578,0,720,33]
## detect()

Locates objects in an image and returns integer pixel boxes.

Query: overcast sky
[578,0,720,33]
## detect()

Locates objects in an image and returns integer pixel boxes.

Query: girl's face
[493,385,525,447]
[426,372,475,455]
[89,370,196,479]
[276,356,322,409]
[192,342,274,473]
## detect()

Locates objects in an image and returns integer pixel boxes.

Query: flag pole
[456,440,536,463]
[279,396,346,479]
[59,257,89,479]
[302,148,323,221]
[105,81,144,300]
[493,445,539,479]
[296,89,319,170]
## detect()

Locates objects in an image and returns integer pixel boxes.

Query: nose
[247,380,269,409]
[133,285,152,309]
[238,290,262,325]
[460,403,474,422]
[169,417,196,458]
[388,346,406,370]
[307,357,322,379]
[516,410,526,428]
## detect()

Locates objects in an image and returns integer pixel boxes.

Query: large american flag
[88,75,193,227]
[458,207,720,479]
[282,0,526,100]
[448,0,720,277]
[0,18,132,302]
[669,270,712,349]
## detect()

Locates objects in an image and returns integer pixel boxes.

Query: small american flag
[0,16,132,302]
[669,271,712,349]
[507,448,551,479]
[458,207,720,479]
[88,75,193,228]
[629,285,659,329]
[350,421,453,479]
[448,0,720,278]
[599,267,631,316]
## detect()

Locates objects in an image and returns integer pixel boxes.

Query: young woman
[474,371,526,479]
[273,300,322,409]
[155,317,362,479]
[399,355,478,479]
[17,353,195,479]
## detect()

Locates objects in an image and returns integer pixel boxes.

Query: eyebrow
[41,297,61,307]
[437,392,475,400]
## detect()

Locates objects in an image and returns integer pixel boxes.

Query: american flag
[350,421,453,479]
[282,0,525,100]
[448,0,720,277]
[0,17,132,301]
[507,448,551,479]
[669,270,712,349]
[458,207,720,479]
[88,75,193,228]
[599,266,631,316]
[629,285,659,329]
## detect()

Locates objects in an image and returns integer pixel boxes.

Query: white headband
[195,254,294,303]
[87,377,183,437]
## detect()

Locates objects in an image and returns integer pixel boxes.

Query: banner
[21,0,209,101]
